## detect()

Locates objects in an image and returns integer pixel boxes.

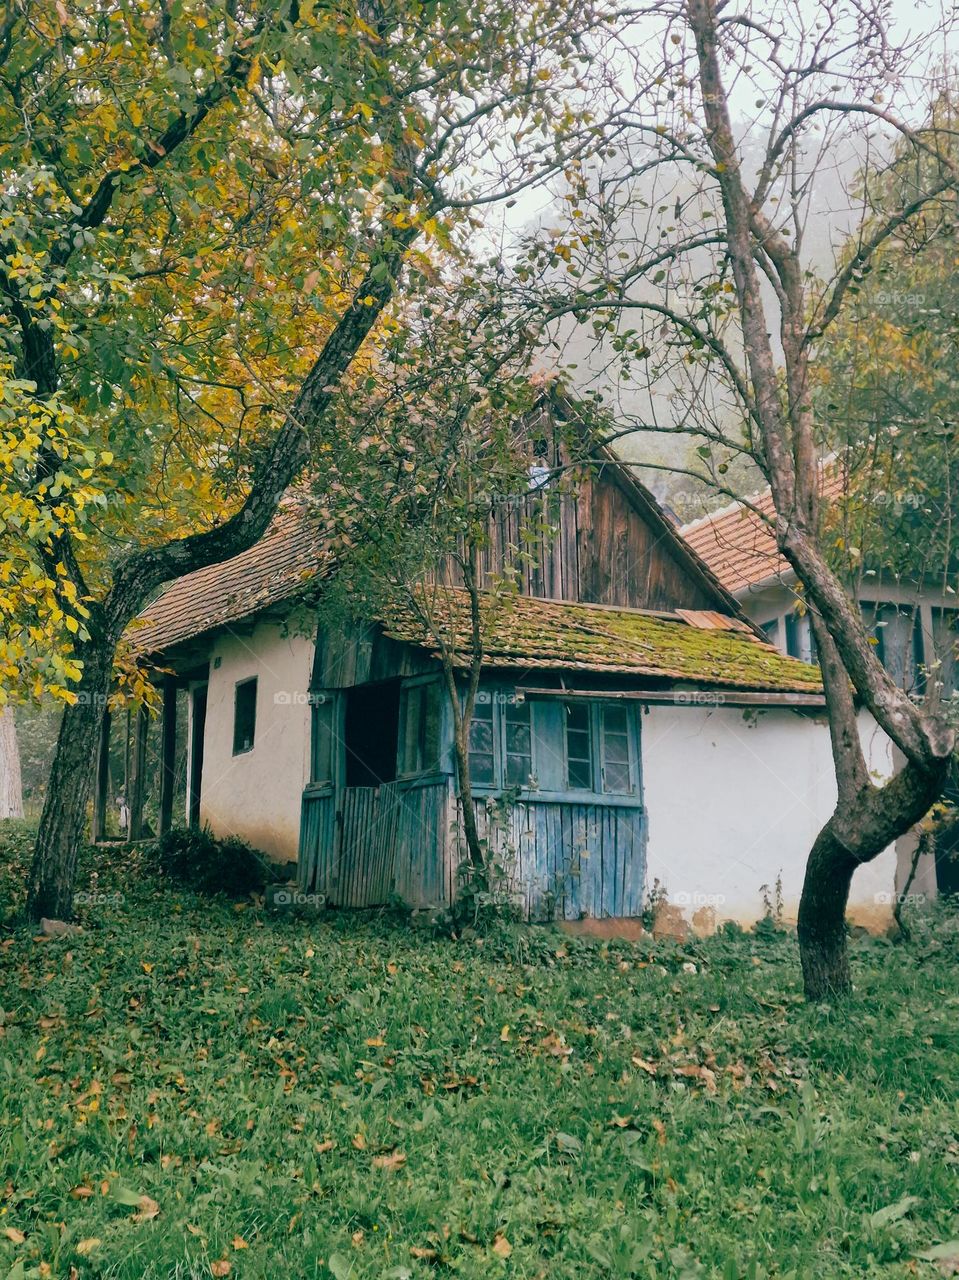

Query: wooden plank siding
[438,466,720,613]
[301,781,646,921]
[466,797,646,921]
[300,778,453,909]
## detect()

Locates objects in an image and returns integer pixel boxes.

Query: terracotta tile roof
[383,588,824,694]
[679,466,845,595]
[130,503,330,655]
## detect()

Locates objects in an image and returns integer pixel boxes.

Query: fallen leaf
[314,1139,336,1154]
[211,1262,231,1277]
[492,1233,512,1258]
[76,1239,101,1256]
[232,1236,249,1250]
[372,1149,407,1171]
[133,1194,160,1222]
[631,1055,658,1075]
[410,1245,438,1259]
[352,1132,367,1150]
[70,1186,94,1199]
[4,1228,25,1244]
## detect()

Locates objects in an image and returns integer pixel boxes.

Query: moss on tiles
[382,588,823,694]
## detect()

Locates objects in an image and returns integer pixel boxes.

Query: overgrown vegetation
[145,826,272,900]
[1,827,958,1278]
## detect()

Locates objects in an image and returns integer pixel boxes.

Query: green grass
[1,825,958,1279]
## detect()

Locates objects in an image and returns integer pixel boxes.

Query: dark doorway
[344,681,400,788]
[188,684,208,828]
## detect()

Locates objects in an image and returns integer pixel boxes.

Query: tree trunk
[797,825,858,1000]
[798,752,950,1000]
[453,723,487,880]
[0,708,24,819]
[26,637,113,920]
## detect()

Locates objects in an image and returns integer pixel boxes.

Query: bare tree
[515,0,958,997]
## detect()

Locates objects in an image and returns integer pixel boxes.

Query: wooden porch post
[128,704,149,841]
[91,707,111,842]
[158,678,177,836]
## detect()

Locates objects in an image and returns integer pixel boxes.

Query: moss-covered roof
[382,588,824,694]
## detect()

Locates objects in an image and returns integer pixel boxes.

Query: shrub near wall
[148,827,271,898]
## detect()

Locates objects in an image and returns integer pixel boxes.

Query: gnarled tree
[0,0,621,918]
[514,0,958,996]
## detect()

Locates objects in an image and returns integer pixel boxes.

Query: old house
[115,440,903,933]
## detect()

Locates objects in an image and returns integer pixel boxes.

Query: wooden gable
[440,446,736,615]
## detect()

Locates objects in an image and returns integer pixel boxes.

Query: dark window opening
[189,684,208,826]
[344,681,400,788]
[232,678,257,755]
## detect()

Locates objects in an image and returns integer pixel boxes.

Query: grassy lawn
[1,825,958,1278]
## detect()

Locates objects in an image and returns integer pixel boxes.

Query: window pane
[565,702,593,790]
[470,751,495,786]
[469,696,495,786]
[504,698,532,787]
[602,704,634,794]
[604,761,631,793]
[469,718,493,755]
[568,756,593,790]
[505,721,531,754]
[233,678,257,755]
[604,704,628,736]
[875,606,919,691]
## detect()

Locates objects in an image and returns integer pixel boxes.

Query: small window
[400,681,442,776]
[601,703,634,794]
[866,604,922,692]
[233,678,257,755]
[760,618,781,649]
[565,702,593,790]
[468,696,495,786]
[930,609,958,699]
[504,697,533,787]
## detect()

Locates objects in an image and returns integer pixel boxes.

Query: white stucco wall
[197,618,315,862]
[641,703,898,931]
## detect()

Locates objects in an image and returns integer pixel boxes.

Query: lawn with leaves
[1,824,958,1279]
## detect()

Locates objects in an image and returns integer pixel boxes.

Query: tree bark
[26,633,114,918]
[0,707,23,819]
[797,825,858,1000]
